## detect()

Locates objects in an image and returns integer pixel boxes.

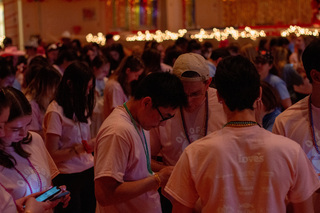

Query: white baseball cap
[173,53,210,81]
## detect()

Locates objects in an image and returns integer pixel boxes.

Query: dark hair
[0,87,32,168]
[302,38,320,83]
[134,72,187,109]
[164,45,183,67]
[0,88,10,118]
[187,39,201,52]
[24,66,61,112]
[215,55,260,111]
[3,37,12,48]
[141,48,161,74]
[55,49,78,66]
[91,55,109,70]
[211,47,230,61]
[0,58,15,80]
[261,81,281,111]
[113,55,144,96]
[55,61,95,122]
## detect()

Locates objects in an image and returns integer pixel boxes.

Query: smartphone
[36,186,61,202]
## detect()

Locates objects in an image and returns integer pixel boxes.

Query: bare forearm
[95,176,159,206]
[49,144,85,163]
[151,159,168,172]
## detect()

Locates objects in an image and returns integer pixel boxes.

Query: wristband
[82,140,91,153]
[153,173,161,190]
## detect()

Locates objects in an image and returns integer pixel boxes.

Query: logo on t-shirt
[238,153,264,163]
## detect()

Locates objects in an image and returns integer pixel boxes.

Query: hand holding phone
[35,186,70,202]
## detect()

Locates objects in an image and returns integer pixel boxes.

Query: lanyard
[123,102,153,174]
[14,158,42,194]
[180,91,209,144]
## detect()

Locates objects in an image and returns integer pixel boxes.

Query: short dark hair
[134,72,187,109]
[302,38,320,83]
[215,55,260,111]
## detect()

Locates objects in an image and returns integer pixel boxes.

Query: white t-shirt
[273,96,320,176]
[0,185,17,213]
[103,79,129,118]
[150,87,227,166]
[28,99,43,132]
[43,101,94,174]
[94,106,161,213]
[165,126,320,212]
[0,132,59,200]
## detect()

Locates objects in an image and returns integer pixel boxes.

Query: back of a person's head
[210,47,230,61]
[261,81,281,111]
[141,48,161,73]
[3,86,32,122]
[29,55,49,67]
[302,38,320,83]
[144,41,160,50]
[240,43,258,63]
[187,40,201,53]
[56,61,95,121]
[227,42,240,56]
[215,55,260,111]
[0,88,10,115]
[134,72,187,109]
[115,55,144,76]
[0,58,15,80]
[164,45,183,67]
[55,49,77,65]
[3,37,12,48]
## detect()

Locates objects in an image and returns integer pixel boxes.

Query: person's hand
[58,185,71,208]
[15,191,59,213]
[157,166,174,187]
[254,99,265,127]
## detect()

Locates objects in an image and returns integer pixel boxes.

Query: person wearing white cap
[150,53,227,211]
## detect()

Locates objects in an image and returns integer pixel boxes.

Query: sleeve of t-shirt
[94,132,131,183]
[275,80,291,100]
[272,116,285,136]
[164,150,199,208]
[29,101,42,131]
[0,187,16,213]
[43,111,63,137]
[105,82,127,109]
[287,148,320,203]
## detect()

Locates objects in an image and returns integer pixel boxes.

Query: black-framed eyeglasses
[156,107,174,122]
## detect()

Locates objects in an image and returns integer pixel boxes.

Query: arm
[95,176,159,206]
[45,133,86,163]
[281,98,292,110]
[95,166,173,206]
[291,196,314,213]
[150,128,166,172]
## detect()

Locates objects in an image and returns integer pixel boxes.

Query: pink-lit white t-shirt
[165,126,320,212]
[94,106,161,213]
[273,96,320,177]
[103,79,129,118]
[150,87,227,166]
[0,132,59,200]
[0,186,16,213]
[43,101,94,174]
[28,99,44,132]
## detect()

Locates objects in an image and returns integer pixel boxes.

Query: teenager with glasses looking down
[94,72,187,213]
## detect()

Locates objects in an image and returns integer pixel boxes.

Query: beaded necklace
[224,121,260,128]
[13,158,42,194]
[123,102,153,174]
[308,95,320,154]
[180,92,209,144]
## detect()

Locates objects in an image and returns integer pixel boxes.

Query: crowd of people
[0,32,320,213]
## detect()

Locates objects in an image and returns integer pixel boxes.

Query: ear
[125,68,131,74]
[140,96,152,109]
[204,77,212,89]
[310,69,320,83]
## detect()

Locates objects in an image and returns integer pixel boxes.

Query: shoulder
[276,96,309,121]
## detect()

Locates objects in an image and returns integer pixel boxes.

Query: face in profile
[2,115,32,145]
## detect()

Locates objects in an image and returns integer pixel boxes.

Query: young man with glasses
[94,72,187,213]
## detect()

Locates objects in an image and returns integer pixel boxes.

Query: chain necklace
[308,95,320,154]
[180,92,209,144]
[224,121,260,128]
